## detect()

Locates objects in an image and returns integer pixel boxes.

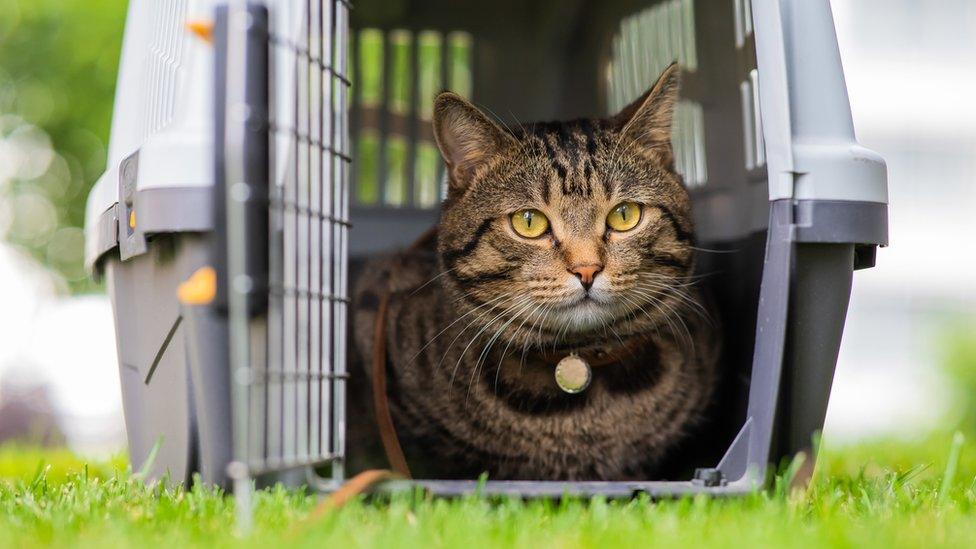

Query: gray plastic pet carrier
[85,0,887,504]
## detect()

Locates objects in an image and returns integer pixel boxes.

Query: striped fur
[349,64,719,480]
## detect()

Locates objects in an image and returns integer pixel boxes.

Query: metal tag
[555,354,592,394]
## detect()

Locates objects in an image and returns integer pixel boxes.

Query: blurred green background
[0,0,126,292]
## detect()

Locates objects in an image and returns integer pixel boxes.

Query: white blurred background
[825,0,976,440]
[0,0,973,457]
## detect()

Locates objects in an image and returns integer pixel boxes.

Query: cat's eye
[606,202,642,232]
[510,209,550,238]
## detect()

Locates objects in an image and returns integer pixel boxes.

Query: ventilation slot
[608,0,706,188]
[351,28,474,209]
[740,68,765,171]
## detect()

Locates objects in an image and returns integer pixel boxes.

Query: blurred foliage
[942,322,976,436]
[0,444,125,483]
[0,0,127,292]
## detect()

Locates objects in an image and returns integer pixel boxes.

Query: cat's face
[434,63,694,343]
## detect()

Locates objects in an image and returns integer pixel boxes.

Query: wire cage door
[215,0,351,520]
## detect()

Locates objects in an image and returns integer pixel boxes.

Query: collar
[533,334,651,368]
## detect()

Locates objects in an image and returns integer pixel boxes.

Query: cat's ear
[611,62,681,151]
[433,92,516,192]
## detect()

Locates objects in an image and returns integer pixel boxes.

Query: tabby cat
[350,63,718,480]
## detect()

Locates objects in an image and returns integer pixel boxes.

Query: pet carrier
[85,0,887,503]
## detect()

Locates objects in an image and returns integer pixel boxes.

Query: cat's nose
[570,263,603,291]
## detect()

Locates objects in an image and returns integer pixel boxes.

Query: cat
[348,63,719,481]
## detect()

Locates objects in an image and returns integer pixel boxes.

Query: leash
[372,291,412,478]
[371,227,438,479]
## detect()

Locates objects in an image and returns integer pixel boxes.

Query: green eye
[606,202,642,232]
[510,209,549,238]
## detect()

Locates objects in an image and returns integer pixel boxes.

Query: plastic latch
[186,20,214,44]
[692,468,726,487]
[118,151,148,260]
[178,266,217,305]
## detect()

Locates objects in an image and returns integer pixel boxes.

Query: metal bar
[307,0,320,462]
[284,0,301,469]
[312,0,324,463]
[321,0,336,464]
[300,0,313,464]
[327,0,341,468]
[221,0,267,535]
[332,0,350,481]
[262,32,276,467]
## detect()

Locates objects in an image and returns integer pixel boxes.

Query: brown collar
[533,334,652,368]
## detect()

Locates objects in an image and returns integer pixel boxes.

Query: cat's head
[432,63,694,344]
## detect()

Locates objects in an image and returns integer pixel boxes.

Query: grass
[1,434,976,548]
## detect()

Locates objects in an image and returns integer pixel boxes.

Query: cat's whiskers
[531,302,555,355]
[616,293,651,330]
[410,291,512,364]
[410,267,457,296]
[552,303,578,352]
[617,292,680,350]
[650,269,717,284]
[632,279,696,310]
[462,298,537,403]
[474,298,535,373]
[468,298,537,402]
[441,293,523,388]
[493,299,548,394]
[632,278,711,324]
[626,286,696,353]
[634,278,715,321]
[449,295,532,392]
[690,245,740,254]
[602,311,628,349]
[502,299,547,356]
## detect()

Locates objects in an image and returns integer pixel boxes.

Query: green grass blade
[939,431,965,505]
[132,437,163,481]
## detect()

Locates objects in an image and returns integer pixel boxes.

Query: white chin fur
[546,299,618,333]
[527,277,621,333]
